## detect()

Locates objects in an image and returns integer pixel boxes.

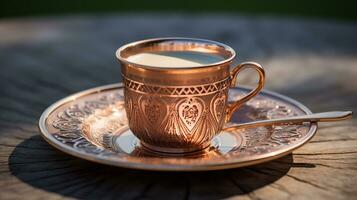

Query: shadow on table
[9,135,315,200]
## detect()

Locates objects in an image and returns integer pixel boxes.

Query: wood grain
[0,14,357,200]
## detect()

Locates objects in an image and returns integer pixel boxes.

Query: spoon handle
[223,111,353,131]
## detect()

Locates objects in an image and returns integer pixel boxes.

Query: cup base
[140,141,211,155]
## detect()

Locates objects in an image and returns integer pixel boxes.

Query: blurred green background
[1,0,356,20]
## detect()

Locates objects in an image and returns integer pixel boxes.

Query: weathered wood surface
[0,14,357,200]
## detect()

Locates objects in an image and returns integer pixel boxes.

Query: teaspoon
[223,111,353,131]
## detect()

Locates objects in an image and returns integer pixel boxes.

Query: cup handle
[225,62,265,122]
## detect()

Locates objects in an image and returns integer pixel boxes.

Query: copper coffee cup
[116,38,265,153]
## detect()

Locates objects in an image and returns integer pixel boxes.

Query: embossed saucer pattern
[39,83,317,171]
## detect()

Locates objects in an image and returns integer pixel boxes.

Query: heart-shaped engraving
[212,92,227,123]
[177,97,204,132]
[139,96,167,128]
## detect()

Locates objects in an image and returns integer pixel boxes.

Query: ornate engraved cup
[116,38,265,153]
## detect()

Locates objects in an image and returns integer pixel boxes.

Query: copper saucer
[39,83,317,171]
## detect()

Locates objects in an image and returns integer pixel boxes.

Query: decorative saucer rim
[39,83,318,171]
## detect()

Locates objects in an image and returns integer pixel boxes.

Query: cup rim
[115,37,236,70]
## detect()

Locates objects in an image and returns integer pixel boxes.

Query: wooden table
[1,14,356,200]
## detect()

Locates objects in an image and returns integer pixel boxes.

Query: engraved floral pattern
[212,92,227,126]
[232,97,308,155]
[178,97,204,132]
[52,93,124,156]
[139,96,167,127]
